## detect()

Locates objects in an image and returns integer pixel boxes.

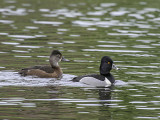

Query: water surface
[0,0,160,119]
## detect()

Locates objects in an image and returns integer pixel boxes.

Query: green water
[0,0,160,119]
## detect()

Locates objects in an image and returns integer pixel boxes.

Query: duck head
[99,56,119,75]
[49,50,66,68]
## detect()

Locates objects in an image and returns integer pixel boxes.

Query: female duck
[19,50,66,78]
[72,56,119,87]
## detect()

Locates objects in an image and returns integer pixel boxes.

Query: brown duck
[19,50,66,78]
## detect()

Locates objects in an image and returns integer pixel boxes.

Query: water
[0,0,160,119]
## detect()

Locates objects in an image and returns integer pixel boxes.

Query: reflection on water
[0,0,160,119]
[0,82,159,119]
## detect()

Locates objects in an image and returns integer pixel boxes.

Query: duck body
[72,73,114,87]
[19,50,64,78]
[19,65,62,78]
[72,56,119,87]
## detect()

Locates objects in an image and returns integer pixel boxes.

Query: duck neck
[52,66,63,78]
[49,56,63,78]
[101,73,111,77]
[49,57,59,68]
[101,73,115,83]
[50,62,59,68]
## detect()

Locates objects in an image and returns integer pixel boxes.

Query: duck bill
[61,56,70,62]
[112,64,120,70]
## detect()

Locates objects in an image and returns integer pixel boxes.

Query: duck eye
[107,62,110,64]
[57,54,60,58]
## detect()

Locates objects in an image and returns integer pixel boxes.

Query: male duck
[72,56,120,87]
[19,50,66,78]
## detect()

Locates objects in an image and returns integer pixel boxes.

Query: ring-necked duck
[72,56,120,87]
[19,50,67,78]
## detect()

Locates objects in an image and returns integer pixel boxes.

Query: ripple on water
[0,97,36,107]
[108,33,145,38]
[77,104,102,106]
[14,56,32,58]
[152,44,160,46]
[48,42,63,45]
[4,0,16,3]
[126,72,160,75]
[100,3,117,7]
[97,45,126,48]
[0,20,14,24]
[15,45,42,48]
[128,14,144,19]
[82,49,144,53]
[130,95,146,97]
[80,17,101,21]
[113,29,148,34]
[37,56,49,58]
[1,42,20,45]
[87,11,107,16]
[8,35,36,39]
[129,101,148,104]
[136,108,160,110]
[33,20,63,26]
[70,34,80,37]
[97,21,120,27]
[12,50,29,53]
[0,51,8,54]
[136,117,158,119]
[121,53,156,57]
[63,41,76,44]
[50,9,83,18]
[39,9,50,12]
[0,67,5,68]
[72,20,95,27]
[57,28,69,31]
[0,32,9,35]
[98,41,120,43]
[136,40,155,43]
[124,65,158,69]
[87,28,97,31]
[25,26,39,29]
[110,11,129,16]
[1,8,27,16]
[35,35,46,37]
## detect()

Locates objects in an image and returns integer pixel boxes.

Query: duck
[19,50,67,78]
[72,56,120,87]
